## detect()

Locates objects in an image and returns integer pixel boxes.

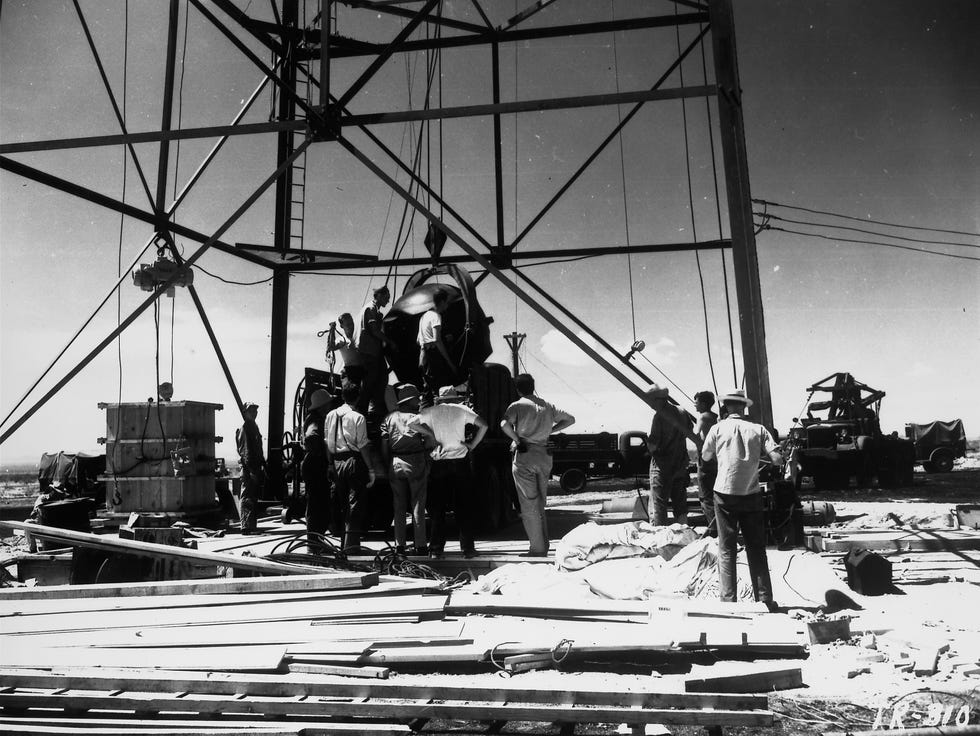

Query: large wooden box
[105,475,217,514]
[101,401,222,442]
[105,436,216,477]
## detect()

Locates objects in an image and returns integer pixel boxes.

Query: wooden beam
[685,666,804,693]
[0,520,339,577]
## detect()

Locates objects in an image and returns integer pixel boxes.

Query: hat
[308,389,331,412]
[435,386,459,402]
[646,385,669,400]
[395,384,421,406]
[243,401,259,411]
[719,389,753,407]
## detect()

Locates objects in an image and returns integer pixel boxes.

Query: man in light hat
[414,386,488,558]
[236,402,266,534]
[701,389,784,608]
[302,388,334,550]
[500,373,575,557]
[382,384,436,554]
[645,385,699,527]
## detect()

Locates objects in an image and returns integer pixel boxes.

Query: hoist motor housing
[133,256,193,297]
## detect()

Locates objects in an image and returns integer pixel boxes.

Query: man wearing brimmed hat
[414,386,488,558]
[701,389,784,607]
[302,389,334,550]
[236,402,266,534]
[381,384,436,554]
[645,385,699,527]
[500,373,575,557]
[325,382,377,550]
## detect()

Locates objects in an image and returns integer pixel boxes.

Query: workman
[417,288,455,408]
[324,382,377,550]
[415,386,488,558]
[235,401,266,535]
[327,312,363,383]
[693,390,719,536]
[381,384,436,554]
[302,389,333,551]
[701,389,784,608]
[355,285,392,416]
[646,385,699,527]
[500,373,575,557]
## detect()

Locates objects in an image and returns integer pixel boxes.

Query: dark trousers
[358,355,387,417]
[714,490,773,604]
[304,468,331,551]
[648,455,689,525]
[427,457,475,553]
[240,466,264,533]
[331,455,370,549]
[419,345,454,409]
[697,460,718,536]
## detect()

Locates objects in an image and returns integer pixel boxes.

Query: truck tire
[929,448,955,473]
[559,468,587,493]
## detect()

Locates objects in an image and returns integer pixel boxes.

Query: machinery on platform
[782,373,914,491]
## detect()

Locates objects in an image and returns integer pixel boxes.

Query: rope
[610,2,637,342]
[675,13,718,396]
[697,23,738,387]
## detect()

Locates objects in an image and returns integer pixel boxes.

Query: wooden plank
[0,716,408,735]
[0,644,286,672]
[446,592,766,619]
[685,666,804,693]
[0,520,329,576]
[286,663,390,678]
[0,690,774,726]
[0,594,446,636]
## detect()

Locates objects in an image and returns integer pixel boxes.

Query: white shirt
[324,404,368,454]
[417,310,441,347]
[415,403,477,460]
[701,414,779,496]
[332,331,362,368]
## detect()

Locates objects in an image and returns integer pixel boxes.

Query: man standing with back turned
[701,389,784,608]
[500,373,575,557]
[646,385,698,527]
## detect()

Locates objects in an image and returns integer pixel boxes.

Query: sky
[1,0,978,465]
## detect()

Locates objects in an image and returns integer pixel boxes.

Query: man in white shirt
[415,386,488,558]
[417,288,455,408]
[701,389,783,607]
[324,382,377,550]
[500,373,575,556]
[326,312,363,382]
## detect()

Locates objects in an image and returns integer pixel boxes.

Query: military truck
[783,373,914,490]
[548,431,649,492]
[905,419,967,473]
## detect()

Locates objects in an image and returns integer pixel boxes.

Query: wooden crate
[105,436,216,477]
[100,401,222,442]
[105,476,217,514]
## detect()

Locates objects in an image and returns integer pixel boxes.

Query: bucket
[36,498,93,551]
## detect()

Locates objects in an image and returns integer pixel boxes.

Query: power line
[756,212,980,250]
[759,225,980,263]
[754,198,980,239]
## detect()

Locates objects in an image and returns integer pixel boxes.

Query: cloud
[645,337,679,366]
[538,329,601,367]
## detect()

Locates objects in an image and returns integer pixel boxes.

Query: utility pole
[503,332,526,378]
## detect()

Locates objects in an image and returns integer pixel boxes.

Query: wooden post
[709,0,774,429]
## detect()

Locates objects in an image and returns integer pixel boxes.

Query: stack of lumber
[0,570,796,732]
[805,527,980,553]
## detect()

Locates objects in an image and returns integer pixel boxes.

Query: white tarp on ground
[474,521,861,609]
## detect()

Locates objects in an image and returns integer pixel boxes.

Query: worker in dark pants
[325,382,376,550]
[645,385,698,526]
[302,389,333,552]
[701,390,784,608]
[417,288,455,409]
[236,401,266,535]
[694,390,719,536]
[416,387,488,558]
[355,285,392,417]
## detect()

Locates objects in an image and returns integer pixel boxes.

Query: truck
[782,372,914,491]
[905,419,967,473]
[548,431,650,492]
